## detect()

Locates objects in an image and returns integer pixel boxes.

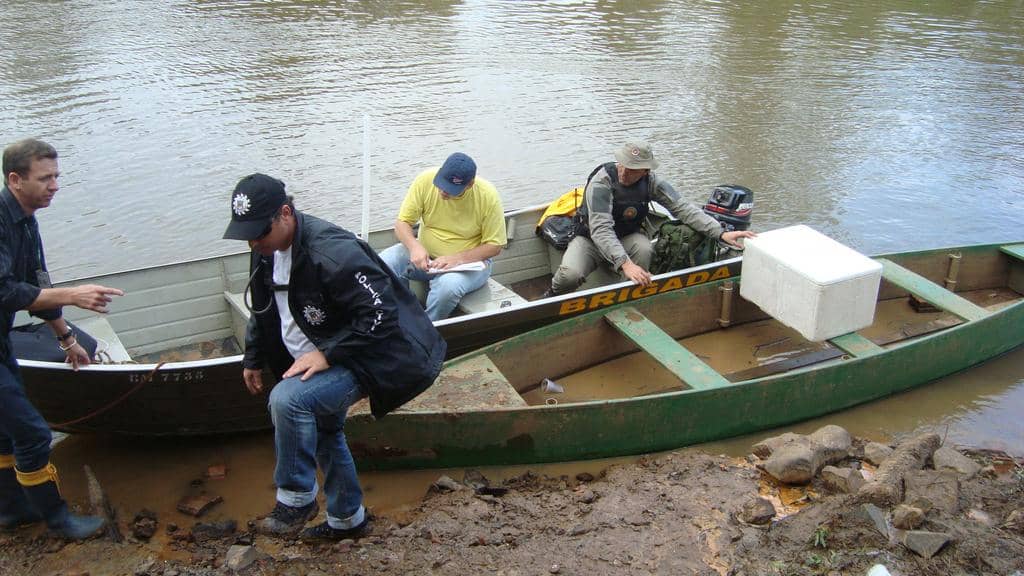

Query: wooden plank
[604,307,730,390]
[1000,244,1024,262]
[828,332,884,358]
[877,258,989,322]
[348,354,527,416]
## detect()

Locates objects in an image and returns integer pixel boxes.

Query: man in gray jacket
[547,142,755,295]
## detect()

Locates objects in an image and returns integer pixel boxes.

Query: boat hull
[348,291,1023,470]
[346,242,1024,469]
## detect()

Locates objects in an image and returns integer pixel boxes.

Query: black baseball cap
[223,173,287,240]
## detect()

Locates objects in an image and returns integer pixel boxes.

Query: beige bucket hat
[614,142,659,170]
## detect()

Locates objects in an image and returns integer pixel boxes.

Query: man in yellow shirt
[379,153,506,320]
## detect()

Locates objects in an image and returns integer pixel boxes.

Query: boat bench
[456,277,528,315]
[347,354,527,416]
[405,276,529,316]
[76,316,133,363]
[224,291,250,347]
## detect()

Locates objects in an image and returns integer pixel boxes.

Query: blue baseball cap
[433,152,477,196]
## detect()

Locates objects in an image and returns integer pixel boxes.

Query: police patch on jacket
[303,304,326,326]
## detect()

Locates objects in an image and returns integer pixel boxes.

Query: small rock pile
[743,424,1020,562]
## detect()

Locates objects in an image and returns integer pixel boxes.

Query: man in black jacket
[1,138,124,540]
[223,173,446,541]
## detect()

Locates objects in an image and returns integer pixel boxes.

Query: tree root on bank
[857,432,941,507]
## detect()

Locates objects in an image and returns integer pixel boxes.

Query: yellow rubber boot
[16,463,105,540]
[0,454,42,529]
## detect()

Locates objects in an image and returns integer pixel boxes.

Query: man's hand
[428,254,463,271]
[243,368,264,395]
[71,284,124,313]
[621,260,652,286]
[409,245,432,272]
[64,342,90,371]
[721,230,757,248]
[283,349,329,381]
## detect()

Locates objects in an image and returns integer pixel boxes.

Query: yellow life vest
[535,187,584,229]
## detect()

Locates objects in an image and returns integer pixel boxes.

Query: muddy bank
[2,429,1022,576]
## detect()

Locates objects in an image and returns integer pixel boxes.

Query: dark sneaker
[299,515,371,542]
[255,501,319,535]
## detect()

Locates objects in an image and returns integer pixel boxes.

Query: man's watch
[57,327,75,342]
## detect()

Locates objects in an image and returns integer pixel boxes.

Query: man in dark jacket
[1,138,124,540]
[223,173,446,541]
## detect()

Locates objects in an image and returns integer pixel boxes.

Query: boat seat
[408,276,527,315]
[604,306,730,390]
[457,277,528,315]
[876,258,989,322]
[828,332,884,358]
[347,354,527,416]
[224,291,250,347]
[75,316,132,363]
[1000,243,1024,261]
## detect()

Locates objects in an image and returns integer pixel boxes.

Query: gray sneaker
[255,501,319,536]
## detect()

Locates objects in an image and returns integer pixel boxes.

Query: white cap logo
[232,193,251,216]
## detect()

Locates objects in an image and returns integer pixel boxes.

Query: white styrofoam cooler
[739,225,882,342]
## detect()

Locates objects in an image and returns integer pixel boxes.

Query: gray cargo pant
[550,232,653,294]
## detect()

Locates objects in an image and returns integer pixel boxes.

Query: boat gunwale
[433,255,742,326]
[16,353,246,372]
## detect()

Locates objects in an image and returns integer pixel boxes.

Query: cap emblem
[631,148,641,157]
[451,176,463,185]
[303,305,326,326]
[232,194,251,216]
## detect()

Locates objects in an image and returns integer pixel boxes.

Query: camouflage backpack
[650,221,710,274]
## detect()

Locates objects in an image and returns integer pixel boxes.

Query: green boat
[346,242,1024,470]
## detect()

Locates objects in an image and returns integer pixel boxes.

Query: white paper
[427,261,486,274]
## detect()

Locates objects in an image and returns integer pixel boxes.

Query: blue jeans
[0,356,53,472]
[379,243,492,321]
[268,365,366,529]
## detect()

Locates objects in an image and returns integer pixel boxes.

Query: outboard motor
[701,184,753,262]
[702,184,753,232]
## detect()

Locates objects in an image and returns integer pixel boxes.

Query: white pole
[361,113,370,240]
